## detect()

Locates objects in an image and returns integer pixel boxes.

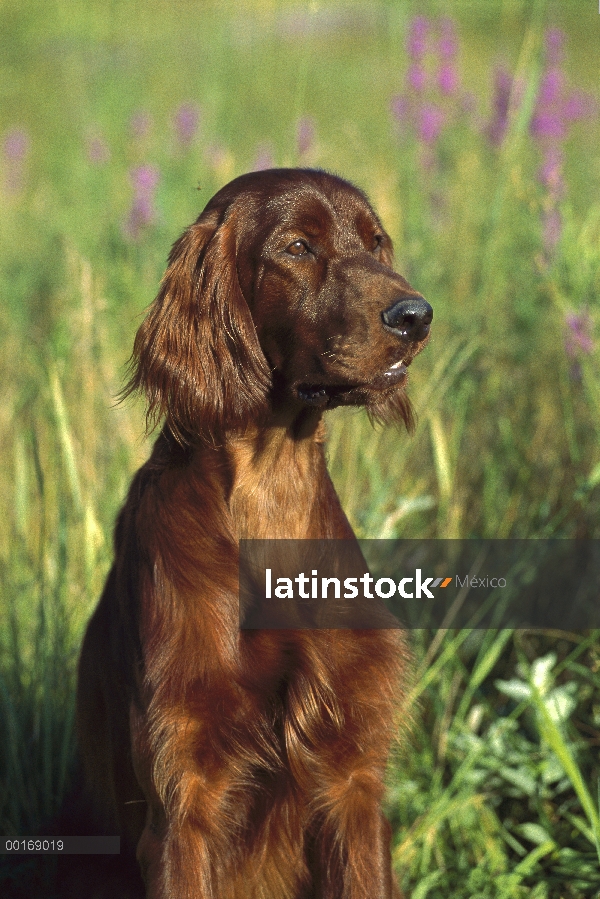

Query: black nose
[381,295,433,342]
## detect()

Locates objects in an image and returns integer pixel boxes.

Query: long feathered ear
[122,209,272,443]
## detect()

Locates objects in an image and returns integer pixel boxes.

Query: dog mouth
[297,383,351,406]
[297,359,409,407]
[379,359,408,384]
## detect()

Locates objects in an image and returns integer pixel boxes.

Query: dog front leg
[306,767,401,899]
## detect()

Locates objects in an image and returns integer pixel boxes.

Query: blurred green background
[1,0,600,895]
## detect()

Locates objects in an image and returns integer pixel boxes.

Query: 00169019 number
[4,838,64,852]
[1,836,119,854]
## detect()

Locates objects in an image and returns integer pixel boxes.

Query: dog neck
[226,409,330,540]
[153,409,353,542]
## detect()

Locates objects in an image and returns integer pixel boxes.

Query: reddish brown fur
[76,169,431,898]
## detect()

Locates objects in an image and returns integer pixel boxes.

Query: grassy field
[1,0,600,895]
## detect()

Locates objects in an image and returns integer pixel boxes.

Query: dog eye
[373,235,384,251]
[287,240,310,257]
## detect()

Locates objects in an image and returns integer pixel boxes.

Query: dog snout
[381,295,433,342]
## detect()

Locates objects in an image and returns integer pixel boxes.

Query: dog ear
[123,209,272,443]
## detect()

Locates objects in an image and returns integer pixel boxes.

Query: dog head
[125,168,432,442]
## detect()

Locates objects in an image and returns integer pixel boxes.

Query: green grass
[1,0,600,896]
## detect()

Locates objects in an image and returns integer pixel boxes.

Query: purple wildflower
[390,94,410,124]
[126,196,155,236]
[252,144,275,172]
[173,102,201,148]
[530,109,567,141]
[565,311,594,358]
[538,164,564,257]
[438,63,458,95]
[86,135,110,165]
[390,94,412,130]
[530,68,567,140]
[3,127,30,193]
[131,164,160,194]
[407,16,429,59]
[123,164,160,241]
[392,17,471,158]
[438,18,458,59]
[538,148,565,197]
[538,67,564,105]
[4,128,30,162]
[407,62,427,93]
[545,28,565,66]
[296,116,316,157]
[542,207,562,253]
[486,65,514,146]
[130,110,152,141]
[563,90,597,123]
[530,29,595,144]
[418,103,445,145]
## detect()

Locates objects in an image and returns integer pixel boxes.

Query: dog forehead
[202,169,384,243]
[257,185,380,244]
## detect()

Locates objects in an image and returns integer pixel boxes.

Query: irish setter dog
[76,168,432,899]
